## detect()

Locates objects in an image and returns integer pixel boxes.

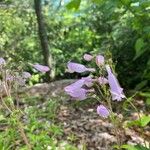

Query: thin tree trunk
[34,0,55,81]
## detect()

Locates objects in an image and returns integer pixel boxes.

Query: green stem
[128,100,148,148]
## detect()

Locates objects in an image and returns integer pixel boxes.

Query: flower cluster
[0,58,50,88]
[64,54,125,118]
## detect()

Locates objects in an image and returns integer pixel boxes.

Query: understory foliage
[0,58,77,149]
[0,0,150,89]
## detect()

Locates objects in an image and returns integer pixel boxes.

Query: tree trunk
[34,0,55,81]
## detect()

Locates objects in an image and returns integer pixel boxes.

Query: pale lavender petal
[64,77,95,100]
[22,72,31,79]
[33,64,50,73]
[83,54,93,61]
[72,88,87,100]
[65,86,87,100]
[0,58,6,65]
[64,79,89,100]
[67,62,87,73]
[98,77,108,85]
[67,62,95,73]
[106,65,125,101]
[96,55,104,66]
[97,105,110,118]
[110,91,126,101]
[65,79,84,91]
[81,76,94,87]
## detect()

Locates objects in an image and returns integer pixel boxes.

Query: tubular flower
[64,77,95,100]
[97,105,110,118]
[67,62,95,73]
[98,77,108,85]
[33,64,50,73]
[81,76,94,87]
[64,83,87,100]
[83,54,93,61]
[96,55,104,66]
[106,65,125,101]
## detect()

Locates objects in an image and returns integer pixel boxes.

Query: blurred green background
[0,0,150,90]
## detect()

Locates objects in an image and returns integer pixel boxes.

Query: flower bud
[83,54,93,61]
[96,55,104,66]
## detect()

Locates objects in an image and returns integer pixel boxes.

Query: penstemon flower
[64,77,94,100]
[81,76,94,87]
[97,105,110,118]
[96,55,104,66]
[106,65,125,101]
[33,64,50,73]
[64,53,149,149]
[64,54,125,115]
[67,62,95,73]
[83,54,93,61]
[98,77,108,85]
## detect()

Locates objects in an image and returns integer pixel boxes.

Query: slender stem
[128,100,148,148]
[1,80,31,149]
[106,97,122,149]
[17,120,32,150]
[0,96,12,113]
[3,83,15,110]
[95,83,107,101]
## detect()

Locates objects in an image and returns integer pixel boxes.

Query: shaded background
[0,0,150,90]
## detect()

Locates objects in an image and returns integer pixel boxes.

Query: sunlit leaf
[140,115,150,127]
[127,115,150,127]
[66,0,81,10]
[121,144,149,150]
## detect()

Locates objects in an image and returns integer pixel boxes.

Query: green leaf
[135,80,148,90]
[127,115,150,127]
[121,144,138,150]
[121,144,149,150]
[66,0,81,10]
[134,38,146,60]
[140,92,150,97]
[146,98,150,105]
[121,0,131,6]
[127,120,141,127]
[0,115,5,121]
[140,115,150,127]
[91,0,105,4]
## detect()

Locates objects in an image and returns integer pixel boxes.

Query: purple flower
[33,64,50,73]
[0,58,6,65]
[106,65,125,101]
[81,76,94,87]
[96,55,104,66]
[98,77,108,85]
[67,62,95,73]
[64,78,94,100]
[65,79,85,90]
[64,83,87,100]
[83,54,93,61]
[97,105,110,118]
[22,72,31,79]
